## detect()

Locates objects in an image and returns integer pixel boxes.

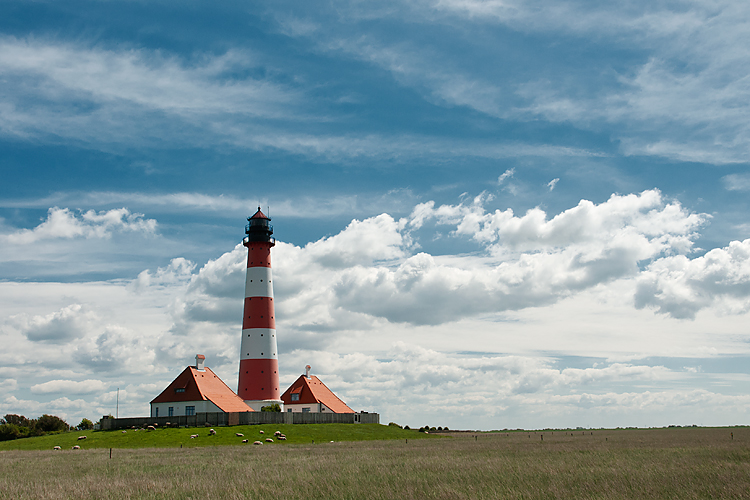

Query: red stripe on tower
[237,208,282,410]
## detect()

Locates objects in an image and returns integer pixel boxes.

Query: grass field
[0,423,432,450]
[1,426,749,499]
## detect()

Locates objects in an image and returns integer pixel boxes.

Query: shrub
[77,418,94,430]
[35,415,69,433]
[2,414,31,427]
[0,424,29,441]
[404,425,410,430]
[388,422,402,428]
[260,404,281,412]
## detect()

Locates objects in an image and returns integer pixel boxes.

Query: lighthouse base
[243,399,284,412]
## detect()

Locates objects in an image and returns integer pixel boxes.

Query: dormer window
[291,393,299,401]
[175,388,185,393]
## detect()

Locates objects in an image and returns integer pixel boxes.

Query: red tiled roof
[250,208,268,219]
[151,366,253,413]
[280,375,354,413]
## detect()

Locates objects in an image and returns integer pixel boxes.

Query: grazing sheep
[190,434,199,439]
[242,439,248,443]
[72,445,80,450]
[278,436,286,441]
[253,440,263,445]
[280,434,286,438]
[265,438,273,443]
[122,430,127,434]
[53,446,61,450]
[209,429,217,435]
[274,431,281,436]
[235,433,244,437]
[77,436,87,440]
[147,425,156,431]
[259,430,264,434]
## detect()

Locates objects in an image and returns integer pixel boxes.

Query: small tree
[78,418,94,430]
[2,414,31,427]
[260,404,281,412]
[34,414,69,433]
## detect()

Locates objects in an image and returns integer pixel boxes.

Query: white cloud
[11,304,96,344]
[635,239,750,319]
[723,173,750,191]
[1,207,156,245]
[547,178,559,191]
[132,258,196,292]
[30,379,108,395]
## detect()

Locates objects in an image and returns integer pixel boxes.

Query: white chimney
[196,354,206,371]
[305,365,311,378]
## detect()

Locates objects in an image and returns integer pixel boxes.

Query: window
[168,407,174,417]
[287,409,292,413]
[175,388,185,393]
[155,407,159,417]
[291,393,299,402]
[302,407,310,413]
[185,406,195,416]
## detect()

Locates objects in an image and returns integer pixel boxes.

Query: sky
[1,0,750,431]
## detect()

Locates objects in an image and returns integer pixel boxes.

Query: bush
[77,418,94,430]
[0,424,29,441]
[35,415,69,433]
[260,404,281,412]
[2,414,31,427]
[404,425,410,430]
[388,422,402,428]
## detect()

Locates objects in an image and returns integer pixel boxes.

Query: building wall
[150,399,221,418]
[284,402,334,413]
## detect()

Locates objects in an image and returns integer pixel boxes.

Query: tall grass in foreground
[1,427,748,499]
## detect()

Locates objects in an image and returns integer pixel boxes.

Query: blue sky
[1,0,750,430]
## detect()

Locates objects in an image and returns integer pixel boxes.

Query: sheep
[265,438,274,443]
[253,440,262,445]
[209,429,217,435]
[242,439,248,443]
[77,436,87,440]
[235,433,244,437]
[278,436,286,441]
[190,434,199,439]
[53,446,61,450]
[274,431,281,436]
[122,430,127,434]
[72,445,80,450]
[147,425,156,431]
[259,430,264,434]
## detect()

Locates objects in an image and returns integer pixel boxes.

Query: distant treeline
[0,414,94,441]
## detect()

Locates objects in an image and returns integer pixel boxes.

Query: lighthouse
[237,208,282,411]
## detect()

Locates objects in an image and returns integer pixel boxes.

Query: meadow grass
[1,426,748,499]
[0,423,432,451]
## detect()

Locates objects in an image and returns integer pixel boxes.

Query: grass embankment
[0,423,432,451]
[1,427,748,499]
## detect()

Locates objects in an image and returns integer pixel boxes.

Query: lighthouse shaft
[238,210,281,410]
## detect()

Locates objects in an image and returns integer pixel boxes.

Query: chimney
[196,354,206,371]
[305,365,311,378]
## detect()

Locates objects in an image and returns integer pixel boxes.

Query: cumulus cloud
[30,379,108,395]
[132,258,196,292]
[11,304,96,343]
[2,207,156,245]
[73,325,155,373]
[170,189,717,330]
[635,239,750,319]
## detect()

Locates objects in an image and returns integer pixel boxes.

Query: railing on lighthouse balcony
[243,210,275,245]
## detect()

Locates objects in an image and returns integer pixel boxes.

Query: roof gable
[152,366,253,413]
[281,375,354,413]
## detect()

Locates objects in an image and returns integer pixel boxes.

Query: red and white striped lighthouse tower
[237,208,282,411]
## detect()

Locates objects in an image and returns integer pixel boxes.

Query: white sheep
[274,431,281,436]
[77,436,87,440]
[72,445,80,450]
[53,446,61,450]
[122,430,127,434]
[278,436,286,441]
[209,429,216,435]
[265,438,273,443]
[147,425,155,431]
[235,433,244,437]
[259,430,264,434]
[242,439,248,443]
[190,434,199,439]
[253,440,262,445]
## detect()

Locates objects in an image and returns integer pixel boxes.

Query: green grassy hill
[0,424,436,451]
